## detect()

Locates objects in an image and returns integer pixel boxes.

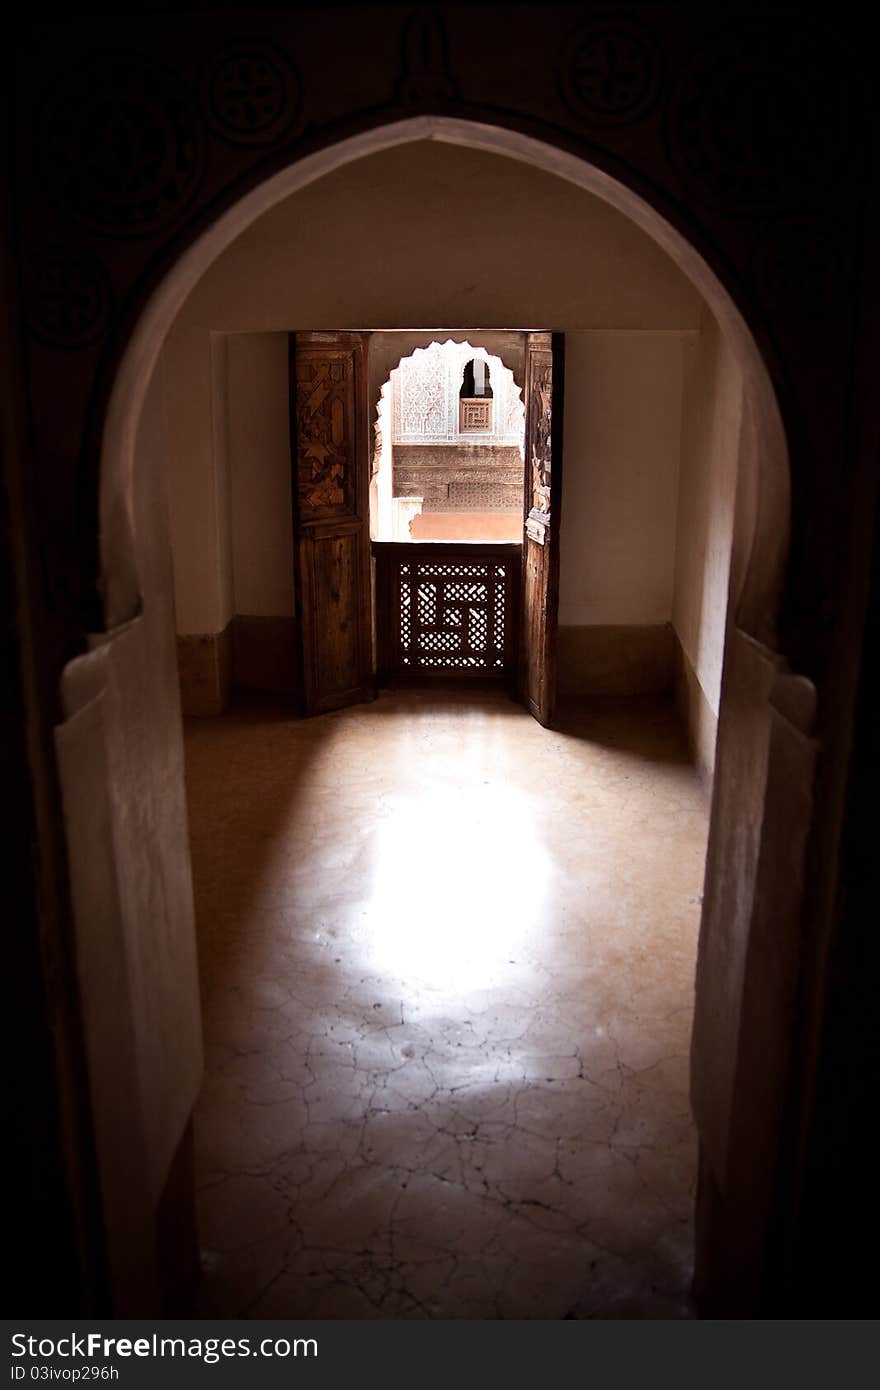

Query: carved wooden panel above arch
[558,14,665,126]
[40,53,207,238]
[202,40,302,148]
[665,17,863,218]
[25,246,114,351]
[397,9,457,106]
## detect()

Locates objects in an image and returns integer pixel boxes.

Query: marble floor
[185,690,709,1318]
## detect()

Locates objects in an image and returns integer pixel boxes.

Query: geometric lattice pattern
[459,398,492,430]
[398,558,511,674]
[392,340,524,446]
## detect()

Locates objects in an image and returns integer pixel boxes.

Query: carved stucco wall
[391,340,524,447]
[382,340,524,534]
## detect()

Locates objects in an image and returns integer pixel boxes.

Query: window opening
[371,339,525,543]
[459,357,494,430]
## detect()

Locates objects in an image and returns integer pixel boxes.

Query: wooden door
[290,332,373,715]
[519,332,565,727]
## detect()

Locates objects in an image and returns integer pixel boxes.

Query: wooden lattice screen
[373,543,520,684]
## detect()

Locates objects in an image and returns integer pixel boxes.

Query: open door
[290,332,373,715]
[519,331,565,727]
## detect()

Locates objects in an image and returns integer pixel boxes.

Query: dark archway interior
[461,358,494,398]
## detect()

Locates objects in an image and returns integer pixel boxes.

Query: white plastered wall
[162,322,233,635]
[226,333,295,619]
[672,307,744,773]
[559,331,690,627]
[57,362,202,1223]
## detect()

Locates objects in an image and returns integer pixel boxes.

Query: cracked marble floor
[185,690,709,1318]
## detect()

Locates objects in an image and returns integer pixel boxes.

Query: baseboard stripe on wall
[672,631,718,787]
[176,626,232,716]
[232,615,298,697]
[557,623,674,696]
[177,617,299,714]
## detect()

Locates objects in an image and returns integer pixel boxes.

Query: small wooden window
[459,358,493,431]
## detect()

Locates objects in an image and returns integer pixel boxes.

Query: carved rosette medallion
[41,54,205,237]
[560,16,663,125]
[667,20,856,215]
[27,247,112,349]
[204,41,301,146]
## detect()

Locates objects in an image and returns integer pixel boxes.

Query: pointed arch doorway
[54,117,801,1316]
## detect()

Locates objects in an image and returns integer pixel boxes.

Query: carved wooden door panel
[519,332,565,727]
[290,332,373,715]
